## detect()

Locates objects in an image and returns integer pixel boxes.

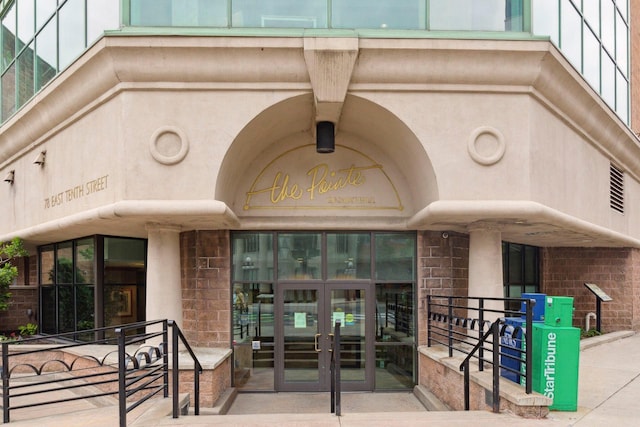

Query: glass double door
[275,282,373,391]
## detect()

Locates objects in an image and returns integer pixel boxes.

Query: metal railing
[426,295,536,411]
[330,320,341,416]
[1,319,202,426]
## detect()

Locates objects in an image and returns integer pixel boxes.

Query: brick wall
[542,247,640,332]
[0,255,38,334]
[417,231,469,345]
[180,230,231,347]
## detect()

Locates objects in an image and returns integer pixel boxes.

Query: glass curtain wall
[0,0,119,122]
[39,235,146,340]
[532,0,629,123]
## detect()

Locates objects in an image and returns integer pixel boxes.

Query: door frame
[274,282,375,392]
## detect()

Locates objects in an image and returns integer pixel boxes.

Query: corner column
[146,224,183,327]
[468,223,503,320]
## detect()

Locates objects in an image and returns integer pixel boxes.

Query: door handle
[314,333,322,352]
[328,333,334,352]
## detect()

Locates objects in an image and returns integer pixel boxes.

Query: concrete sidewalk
[4,331,640,426]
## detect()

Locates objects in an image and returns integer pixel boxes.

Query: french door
[275,282,373,391]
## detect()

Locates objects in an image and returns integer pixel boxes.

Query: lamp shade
[316,121,335,153]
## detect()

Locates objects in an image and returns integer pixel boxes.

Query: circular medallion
[467,126,506,166]
[149,126,189,165]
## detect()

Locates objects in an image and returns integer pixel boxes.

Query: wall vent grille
[610,164,624,214]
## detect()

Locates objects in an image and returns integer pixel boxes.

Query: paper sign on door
[294,312,307,328]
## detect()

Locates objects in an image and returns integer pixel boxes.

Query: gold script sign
[243,145,403,211]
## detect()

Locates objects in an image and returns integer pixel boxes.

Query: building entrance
[276,282,372,391]
[232,232,416,392]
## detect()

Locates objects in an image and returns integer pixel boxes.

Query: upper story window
[532,0,629,124]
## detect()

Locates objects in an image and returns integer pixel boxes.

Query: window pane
[532,0,559,44]
[617,0,627,20]
[40,286,56,334]
[58,285,74,332]
[130,0,172,26]
[17,0,35,50]
[58,0,85,70]
[375,233,415,281]
[560,0,582,70]
[36,0,57,28]
[16,41,33,108]
[616,71,628,122]
[232,0,327,28]
[2,4,16,70]
[87,0,120,43]
[376,283,413,338]
[75,238,95,284]
[430,0,512,31]
[601,50,615,106]
[56,241,74,284]
[277,233,321,279]
[40,245,55,284]
[616,12,627,75]
[35,15,56,90]
[508,244,522,283]
[524,246,538,283]
[233,233,274,281]
[375,344,414,389]
[1,63,16,120]
[171,0,227,27]
[327,233,370,279]
[76,284,95,333]
[583,26,600,93]
[601,0,615,55]
[583,0,599,35]
[333,0,423,30]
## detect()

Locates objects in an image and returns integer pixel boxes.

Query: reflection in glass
[560,0,581,70]
[36,0,57,29]
[332,288,366,382]
[2,4,16,70]
[36,16,57,90]
[532,0,559,44]
[283,288,319,382]
[616,71,628,122]
[601,50,615,107]
[16,42,33,108]
[327,233,370,280]
[56,242,74,284]
[2,64,16,120]
[58,0,85,70]
[600,0,615,55]
[583,26,600,91]
[375,282,414,390]
[41,286,56,334]
[232,0,326,28]
[87,0,120,43]
[58,285,74,333]
[332,0,423,30]
[374,233,415,281]
[17,0,35,49]
[430,0,518,31]
[616,12,628,76]
[232,233,274,282]
[278,234,321,280]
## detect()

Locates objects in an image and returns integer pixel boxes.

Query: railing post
[427,295,432,347]
[447,297,453,357]
[478,298,485,371]
[3,341,10,423]
[525,299,533,394]
[163,320,169,398]
[172,321,179,418]
[117,327,127,427]
[492,321,500,413]
[463,360,470,410]
[335,320,341,416]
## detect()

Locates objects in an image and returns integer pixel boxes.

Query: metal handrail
[459,319,501,412]
[330,320,341,416]
[426,294,535,407]
[1,319,202,426]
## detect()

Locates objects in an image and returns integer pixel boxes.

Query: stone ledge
[419,344,552,416]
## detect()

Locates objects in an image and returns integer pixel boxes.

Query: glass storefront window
[327,233,370,280]
[374,233,415,281]
[277,233,321,280]
[232,233,274,282]
[39,236,146,339]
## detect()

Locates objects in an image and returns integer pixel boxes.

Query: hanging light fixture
[316,121,335,153]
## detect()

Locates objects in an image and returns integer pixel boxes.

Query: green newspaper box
[531,323,580,411]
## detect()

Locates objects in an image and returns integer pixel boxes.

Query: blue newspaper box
[500,317,525,383]
[521,293,546,321]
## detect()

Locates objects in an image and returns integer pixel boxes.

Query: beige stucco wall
[0,36,639,250]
